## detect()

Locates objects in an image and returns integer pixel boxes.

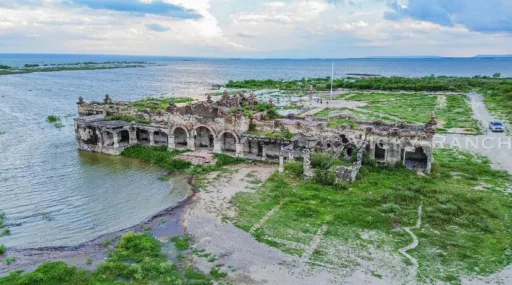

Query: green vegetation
[0,62,148,76]
[227,76,512,125]
[331,93,479,133]
[126,97,194,111]
[46,115,64,128]
[105,114,152,125]
[121,145,246,176]
[46,115,60,123]
[326,118,359,129]
[247,128,294,139]
[0,245,5,255]
[209,266,227,280]
[4,257,15,265]
[121,145,191,171]
[0,232,216,285]
[232,149,512,282]
[171,236,191,251]
[0,212,9,255]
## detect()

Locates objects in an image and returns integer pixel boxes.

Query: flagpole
[330,61,334,99]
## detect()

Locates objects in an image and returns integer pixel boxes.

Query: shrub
[311,152,333,169]
[214,153,246,167]
[0,244,5,254]
[170,236,190,251]
[284,161,303,178]
[46,115,60,123]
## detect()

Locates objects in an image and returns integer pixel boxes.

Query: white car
[489,121,505,132]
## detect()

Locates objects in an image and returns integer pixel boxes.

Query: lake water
[0,54,511,249]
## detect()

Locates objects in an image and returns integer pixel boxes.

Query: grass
[0,212,9,255]
[0,232,214,285]
[171,236,191,251]
[4,257,15,265]
[121,145,191,171]
[47,115,65,128]
[105,114,152,125]
[331,93,479,133]
[0,245,5,255]
[326,118,359,129]
[125,97,194,111]
[231,148,512,282]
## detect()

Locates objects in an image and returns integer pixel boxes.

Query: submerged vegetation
[232,149,512,282]
[0,232,217,284]
[46,115,64,128]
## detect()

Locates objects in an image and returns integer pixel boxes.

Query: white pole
[330,61,334,99]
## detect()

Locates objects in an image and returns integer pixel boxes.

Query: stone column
[261,143,267,161]
[168,135,175,150]
[213,139,222,153]
[236,143,244,158]
[129,130,137,145]
[288,151,294,161]
[149,132,155,146]
[113,132,119,148]
[425,146,433,174]
[97,130,103,149]
[279,152,284,173]
[187,135,195,151]
[303,149,314,179]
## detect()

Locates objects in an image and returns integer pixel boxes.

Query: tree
[493,73,501,78]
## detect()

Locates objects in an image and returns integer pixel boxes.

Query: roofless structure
[75,91,437,181]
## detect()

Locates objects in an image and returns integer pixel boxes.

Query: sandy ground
[182,165,419,285]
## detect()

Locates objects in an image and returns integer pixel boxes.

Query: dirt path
[398,203,422,267]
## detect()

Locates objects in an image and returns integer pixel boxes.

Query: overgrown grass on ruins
[231,148,512,282]
[105,114,152,125]
[0,232,216,285]
[126,97,194,111]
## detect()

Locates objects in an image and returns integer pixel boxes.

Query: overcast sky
[1,0,511,58]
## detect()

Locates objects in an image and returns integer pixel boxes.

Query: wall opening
[174,127,188,148]
[375,144,386,161]
[136,129,150,145]
[195,126,214,150]
[404,147,428,170]
[154,131,168,146]
[119,130,130,146]
[221,132,237,153]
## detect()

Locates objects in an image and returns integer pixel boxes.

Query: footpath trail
[398,203,423,267]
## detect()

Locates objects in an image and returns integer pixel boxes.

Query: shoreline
[0,174,197,275]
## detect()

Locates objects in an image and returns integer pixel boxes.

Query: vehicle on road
[489,120,505,132]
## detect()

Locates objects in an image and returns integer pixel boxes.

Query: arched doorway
[220,132,237,153]
[136,128,150,145]
[173,127,188,148]
[119,130,130,147]
[404,147,428,170]
[194,126,214,150]
[154,131,168,146]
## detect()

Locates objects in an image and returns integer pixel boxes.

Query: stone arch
[218,130,239,152]
[171,126,189,148]
[193,124,216,150]
[118,129,130,147]
[102,130,115,147]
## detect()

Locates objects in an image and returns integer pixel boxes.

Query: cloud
[145,23,169,32]
[236,33,255,38]
[71,0,201,19]
[385,0,512,34]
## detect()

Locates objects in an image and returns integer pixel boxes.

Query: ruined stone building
[75,92,436,181]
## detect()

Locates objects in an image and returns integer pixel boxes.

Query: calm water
[0,54,511,249]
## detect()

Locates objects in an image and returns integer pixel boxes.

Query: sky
[0,0,511,58]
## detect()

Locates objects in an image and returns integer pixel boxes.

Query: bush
[284,161,303,177]
[46,115,60,123]
[170,236,190,251]
[0,244,5,254]
[214,153,246,167]
[311,152,333,170]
